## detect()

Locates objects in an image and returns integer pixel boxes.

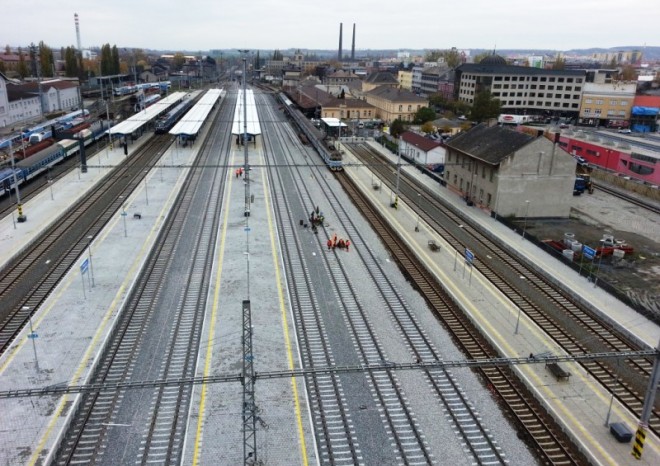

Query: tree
[64,46,79,77]
[112,46,120,74]
[421,121,435,134]
[172,52,186,71]
[17,47,29,78]
[469,90,501,122]
[272,50,283,61]
[425,49,442,62]
[414,106,436,124]
[441,48,461,68]
[620,65,636,81]
[552,55,566,70]
[100,44,111,75]
[390,118,406,138]
[38,41,54,77]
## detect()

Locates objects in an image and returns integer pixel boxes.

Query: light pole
[238,50,251,217]
[23,306,40,374]
[522,200,530,240]
[8,140,27,222]
[392,143,403,208]
[87,234,95,287]
[514,275,526,334]
[415,193,421,232]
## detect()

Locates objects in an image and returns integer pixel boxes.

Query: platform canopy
[169,89,222,136]
[108,92,187,135]
[231,89,261,136]
[320,117,347,128]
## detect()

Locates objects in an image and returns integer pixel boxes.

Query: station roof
[170,89,223,136]
[231,89,262,136]
[321,117,347,128]
[109,92,187,135]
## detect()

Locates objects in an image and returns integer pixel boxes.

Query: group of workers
[327,233,350,252]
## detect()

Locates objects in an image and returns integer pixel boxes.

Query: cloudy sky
[4,0,658,53]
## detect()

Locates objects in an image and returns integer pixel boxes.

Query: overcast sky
[5,0,659,53]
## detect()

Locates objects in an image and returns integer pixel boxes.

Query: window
[596,99,603,105]
[399,105,403,111]
[610,100,617,106]
[584,108,591,114]
[539,85,546,90]
[489,169,494,182]
[487,193,492,207]
[549,77,556,82]
[620,101,627,106]
[548,85,555,90]
[482,166,486,178]
[585,98,593,104]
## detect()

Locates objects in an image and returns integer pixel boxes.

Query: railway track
[593,181,660,215]
[261,93,527,465]
[0,136,108,219]
[335,169,585,465]
[262,101,363,465]
[54,97,231,464]
[0,135,172,356]
[348,142,659,437]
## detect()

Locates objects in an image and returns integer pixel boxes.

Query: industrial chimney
[351,23,356,61]
[338,23,343,61]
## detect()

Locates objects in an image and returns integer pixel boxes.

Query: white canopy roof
[231,89,262,136]
[169,89,222,136]
[321,117,347,128]
[108,92,187,135]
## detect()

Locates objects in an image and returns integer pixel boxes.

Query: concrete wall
[497,137,576,218]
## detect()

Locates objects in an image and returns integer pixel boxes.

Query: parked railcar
[154,98,195,134]
[1,122,103,198]
[278,93,342,171]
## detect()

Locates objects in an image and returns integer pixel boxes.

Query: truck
[498,114,533,125]
[573,176,593,195]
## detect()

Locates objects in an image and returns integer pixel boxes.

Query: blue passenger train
[1,121,106,197]
[278,93,343,171]
[154,97,195,134]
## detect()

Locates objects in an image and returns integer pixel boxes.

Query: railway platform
[341,140,660,465]
[0,120,316,464]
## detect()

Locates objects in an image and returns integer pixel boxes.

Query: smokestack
[74,13,82,53]
[338,23,343,61]
[351,23,356,61]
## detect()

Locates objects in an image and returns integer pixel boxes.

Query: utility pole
[239,50,250,217]
[74,13,87,173]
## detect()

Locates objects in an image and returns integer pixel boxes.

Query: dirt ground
[518,188,660,320]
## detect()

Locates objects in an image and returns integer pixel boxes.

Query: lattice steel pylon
[242,299,257,465]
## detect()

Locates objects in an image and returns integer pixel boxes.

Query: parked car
[618,128,632,134]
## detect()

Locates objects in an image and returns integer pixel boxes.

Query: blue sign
[28,332,38,339]
[81,258,89,274]
[583,245,596,260]
[465,248,475,264]
[244,227,251,232]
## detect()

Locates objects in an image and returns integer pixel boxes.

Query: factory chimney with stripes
[351,23,356,60]
[338,23,343,61]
